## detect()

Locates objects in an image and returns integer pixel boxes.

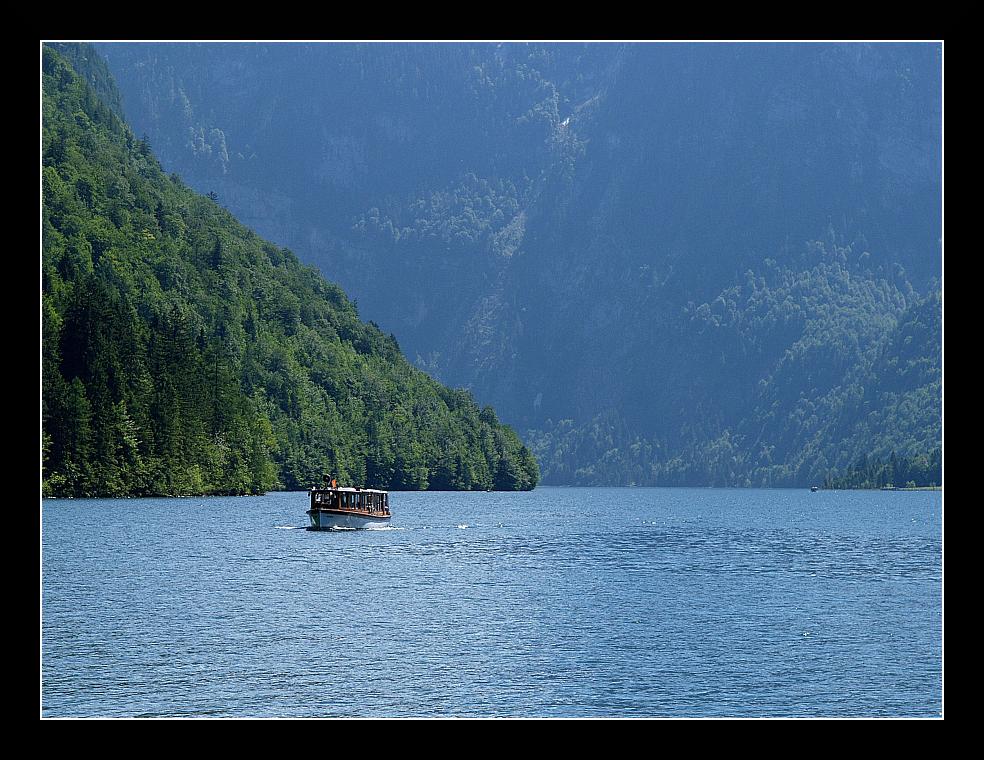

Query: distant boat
[307,486,391,530]
[810,486,819,492]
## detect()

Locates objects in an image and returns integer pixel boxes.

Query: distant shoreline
[41,484,946,501]
[819,485,942,492]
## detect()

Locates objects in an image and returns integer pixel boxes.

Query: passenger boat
[307,486,391,530]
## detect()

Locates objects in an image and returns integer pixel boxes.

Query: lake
[41,487,942,717]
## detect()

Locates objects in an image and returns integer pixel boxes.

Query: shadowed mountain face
[94,41,942,486]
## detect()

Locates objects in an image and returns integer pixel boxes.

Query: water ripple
[42,488,942,717]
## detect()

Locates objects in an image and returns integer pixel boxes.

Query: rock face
[95,42,943,485]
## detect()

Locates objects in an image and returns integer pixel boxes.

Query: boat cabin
[309,487,390,516]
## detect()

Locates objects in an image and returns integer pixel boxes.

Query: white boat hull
[307,510,391,530]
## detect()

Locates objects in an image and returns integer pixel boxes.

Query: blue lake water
[41,487,942,717]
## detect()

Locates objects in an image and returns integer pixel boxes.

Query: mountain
[91,41,943,486]
[41,44,539,497]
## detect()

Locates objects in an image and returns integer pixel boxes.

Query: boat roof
[312,486,388,494]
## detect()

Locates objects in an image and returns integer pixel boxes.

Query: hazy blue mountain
[93,41,942,486]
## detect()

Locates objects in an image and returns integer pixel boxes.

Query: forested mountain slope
[41,44,538,496]
[92,41,942,486]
